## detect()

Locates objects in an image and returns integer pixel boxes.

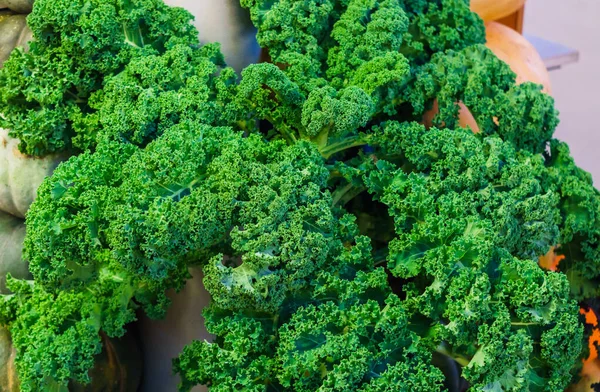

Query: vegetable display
[0,0,598,391]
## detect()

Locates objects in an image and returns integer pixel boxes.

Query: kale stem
[332,183,354,206]
[277,123,298,145]
[262,114,297,144]
[320,135,370,159]
[435,346,471,367]
[332,183,366,206]
[122,23,144,48]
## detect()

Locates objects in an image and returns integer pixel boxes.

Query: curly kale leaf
[407,45,558,154]
[240,0,481,137]
[0,0,199,155]
[361,121,582,390]
[176,233,446,391]
[541,140,600,300]
[0,277,131,391]
[87,42,237,147]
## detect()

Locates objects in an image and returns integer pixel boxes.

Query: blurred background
[525,0,600,183]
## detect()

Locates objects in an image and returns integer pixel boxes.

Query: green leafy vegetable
[0,0,199,155]
[1,0,598,391]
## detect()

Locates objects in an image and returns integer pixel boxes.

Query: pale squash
[0,328,142,391]
[0,129,69,218]
[0,212,28,294]
[470,0,526,22]
[485,21,552,94]
[0,13,32,66]
[0,327,18,392]
[0,0,34,13]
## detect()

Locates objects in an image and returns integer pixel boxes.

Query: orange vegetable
[567,308,600,392]
[538,246,564,272]
[485,21,552,94]
[470,0,526,22]
[538,248,600,391]
[421,100,480,133]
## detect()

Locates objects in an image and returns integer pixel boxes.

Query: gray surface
[524,0,600,185]
[525,34,580,71]
[139,268,211,392]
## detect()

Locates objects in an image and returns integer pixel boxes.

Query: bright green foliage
[174,122,584,391]
[0,0,199,155]
[243,0,485,77]
[275,279,444,391]
[26,122,337,314]
[368,122,560,266]
[540,141,600,300]
[234,0,486,148]
[88,43,237,147]
[362,123,581,389]
[0,277,105,390]
[2,0,599,391]
[407,45,559,154]
[18,122,341,388]
[175,233,447,392]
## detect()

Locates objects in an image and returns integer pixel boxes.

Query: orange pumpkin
[485,21,552,94]
[538,246,564,272]
[470,0,526,22]
[567,308,600,392]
